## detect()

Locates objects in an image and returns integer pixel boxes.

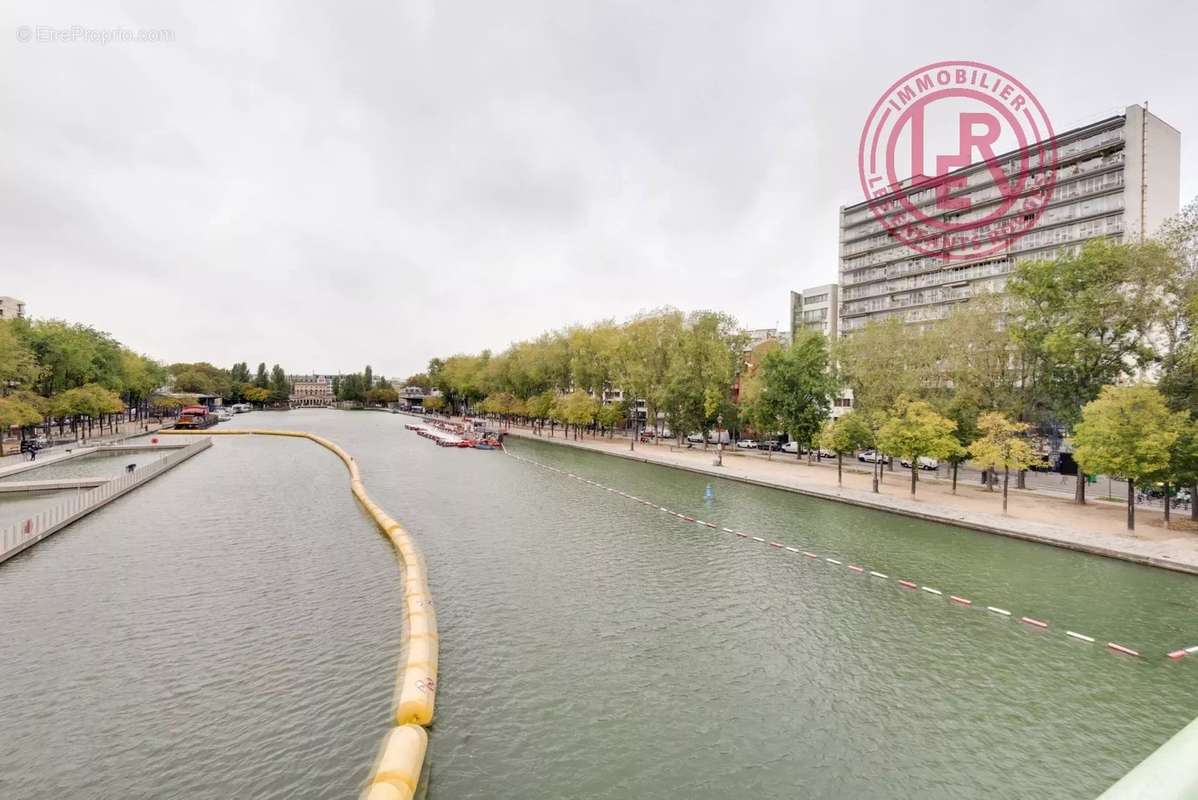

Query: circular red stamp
[858,61,1057,261]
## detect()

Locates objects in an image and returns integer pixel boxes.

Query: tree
[0,320,40,391]
[1008,240,1174,504]
[254,362,269,390]
[269,365,290,404]
[0,395,43,430]
[818,412,873,486]
[553,390,599,439]
[524,391,554,433]
[658,311,742,445]
[404,373,432,391]
[969,413,1036,513]
[422,394,446,413]
[1072,385,1186,530]
[367,385,398,406]
[1158,197,1198,517]
[364,365,373,389]
[597,402,625,437]
[877,397,962,496]
[49,383,125,439]
[243,386,272,405]
[926,295,1020,417]
[228,362,251,403]
[173,367,218,394]
[1165,416,1198,526]
[756,329,837,459]
[835,317,937,415]
[615,309,684,449]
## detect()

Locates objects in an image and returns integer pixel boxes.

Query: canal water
[0,409,1194,799]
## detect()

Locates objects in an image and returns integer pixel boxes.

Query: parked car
[817,449,837,459]
[781,441,800,454]
[686,433,706,444]
[900,456,940,470]
[857,450,891,465]
[736,439,758,449]
[760,439,783,451]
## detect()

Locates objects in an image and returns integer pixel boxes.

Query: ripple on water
[1,411,1195,800]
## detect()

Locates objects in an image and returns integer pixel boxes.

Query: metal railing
[0,438,209,562]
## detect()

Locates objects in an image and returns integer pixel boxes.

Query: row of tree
[0,316,298,441]
[428,198,1198,529]
[170,361,292,406]
[333,365,399,406]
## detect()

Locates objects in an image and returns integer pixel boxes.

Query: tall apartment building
[789,284,839,339]
[0,296,27,320]
[838,104,1180,333]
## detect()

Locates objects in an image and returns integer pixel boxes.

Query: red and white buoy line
[503,447,1195,663]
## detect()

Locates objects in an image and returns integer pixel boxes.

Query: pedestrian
[29,446,37,461]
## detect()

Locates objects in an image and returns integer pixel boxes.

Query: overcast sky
[4,1,1196,378]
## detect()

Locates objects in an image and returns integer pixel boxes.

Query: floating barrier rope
[502,446,1189,662]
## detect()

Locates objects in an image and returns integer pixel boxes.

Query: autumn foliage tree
[1072,385,1186,530]
[969,413,1036,513]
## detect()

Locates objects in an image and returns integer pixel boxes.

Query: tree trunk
[837,453,843,486]
[1192,482,1197,521]
[1002,466,1009,514]
[1163,481,1171,529]
[910,461,917,495]
[1074,471,1086,505]
[1127,478,1135,531]
[871,458,879,493]
[952,462,958,494]
[1016,469,1026,490]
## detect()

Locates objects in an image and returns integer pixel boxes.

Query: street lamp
[715,413,724,467]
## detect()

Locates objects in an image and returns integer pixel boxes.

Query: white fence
[0,438,211,564]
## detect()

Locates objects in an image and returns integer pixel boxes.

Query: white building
[789,285,839,339]
[288,375,335,408]
[0,296,27,320]
[838,103,1180,333]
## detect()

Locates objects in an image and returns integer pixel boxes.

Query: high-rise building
[0,296,27,320]
[786,286,852,417]
[838,103,1180,333]
[789,284,839,339]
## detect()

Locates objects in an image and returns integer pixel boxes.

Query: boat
[175,405,218,430]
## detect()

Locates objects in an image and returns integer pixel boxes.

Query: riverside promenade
[502,426,1198,575]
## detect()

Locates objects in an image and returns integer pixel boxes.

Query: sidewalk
[0,421,168,470]
[501,425,1198,576]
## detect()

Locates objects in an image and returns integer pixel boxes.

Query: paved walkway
[502,426,1198,576]
[0,421,168,469]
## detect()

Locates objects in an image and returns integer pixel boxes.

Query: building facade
[288,375,335,408]
[837,104,1180,333]
[0,296,27,320]
[789,284,839,339]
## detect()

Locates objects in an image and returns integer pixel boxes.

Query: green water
[0,410,1194,799]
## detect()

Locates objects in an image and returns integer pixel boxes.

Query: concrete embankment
[0,439,211,565]
[503,429,1198,576]
[161,429,436,799]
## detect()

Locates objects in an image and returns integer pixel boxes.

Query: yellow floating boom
[161,428,437,794]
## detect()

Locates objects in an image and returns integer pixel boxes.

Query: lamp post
[715,413,724,467]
